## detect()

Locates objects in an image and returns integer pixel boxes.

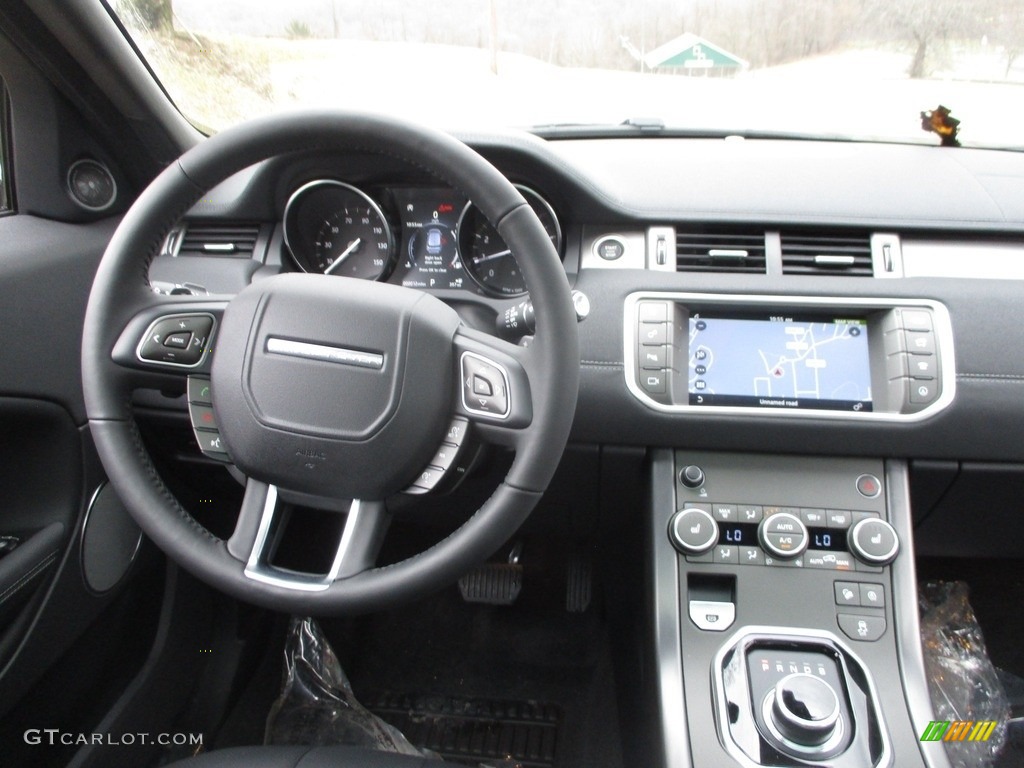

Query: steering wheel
[82,112,579,614]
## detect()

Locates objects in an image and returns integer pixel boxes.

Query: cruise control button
[445,418,470,446]
[429,442,460,472]
[837,613,886,642]
[411,466,446,491]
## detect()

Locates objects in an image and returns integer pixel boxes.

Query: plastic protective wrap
[264,616,430,757]
[919,580,1009,767]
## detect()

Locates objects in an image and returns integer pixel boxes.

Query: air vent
[175,223,261,258]
[676,228,767,273]
[781,230,873,276]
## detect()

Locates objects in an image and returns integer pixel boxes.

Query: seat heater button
[837,613,886,642]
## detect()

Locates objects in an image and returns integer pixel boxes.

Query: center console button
[713,545,737,564]
[848,518,900,565]
[739,546,763,566]
[738,505,763,523]
[759,513,808,559]
[669,507,718,556]
[837,613,886,641]
[800,508,827,526]
[826,510,851,528]
[678,464,705,488]
[834,581,861,606]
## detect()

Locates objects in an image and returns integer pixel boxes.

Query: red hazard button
[856,473,881,498]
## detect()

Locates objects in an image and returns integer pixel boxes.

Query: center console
[650,451,947,768]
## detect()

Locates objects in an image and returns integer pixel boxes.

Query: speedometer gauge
[283,180,394,280]
[457,186,561,298]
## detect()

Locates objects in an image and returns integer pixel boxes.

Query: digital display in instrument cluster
[392,187,469,290]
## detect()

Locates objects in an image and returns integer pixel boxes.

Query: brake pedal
[458,542,523,605]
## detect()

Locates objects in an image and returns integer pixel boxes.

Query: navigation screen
[688,314,873,411]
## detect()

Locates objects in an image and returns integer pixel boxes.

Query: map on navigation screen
[688,315,873,411]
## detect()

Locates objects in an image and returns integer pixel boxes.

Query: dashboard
[147,133,1024,467]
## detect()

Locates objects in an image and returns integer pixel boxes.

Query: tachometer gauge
[457,186,561,297]
[283,180,394,280]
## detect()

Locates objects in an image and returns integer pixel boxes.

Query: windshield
[108,0,1023,149]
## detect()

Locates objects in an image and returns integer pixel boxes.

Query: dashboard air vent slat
[177,223,260,258]
[676,228,767,274]
[781,231,873,276]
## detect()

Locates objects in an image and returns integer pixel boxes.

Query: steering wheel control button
[194,429,229,460]
[759,513,808,558]
[679,464,705,488]
[848,518,900,565]
[856,473,882,498]
[444,417,470,446]
[137,314,214,367]
[770,673,841,747]
[411,465,446,492]
[460,352,510,419]
[189,404,218,430]
[429,442,460,472]
[689,599,735,632]
[163,331,192,349]
[837,613,886,642]
[669,508,719,556]
[187,376,213,405]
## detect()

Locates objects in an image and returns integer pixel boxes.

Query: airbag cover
[211,273,461,499]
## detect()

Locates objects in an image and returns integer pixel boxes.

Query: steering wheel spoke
[231,480,390,591]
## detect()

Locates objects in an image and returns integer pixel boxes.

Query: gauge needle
[473,248,512,265]
[324,238,361,274]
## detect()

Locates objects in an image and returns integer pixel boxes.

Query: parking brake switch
[687,573,736,632]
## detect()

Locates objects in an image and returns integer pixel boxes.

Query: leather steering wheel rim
[82,111,579,614]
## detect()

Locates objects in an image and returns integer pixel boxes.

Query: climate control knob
[758,512,808,559]
[669,508,718,556]
[848,518,900,565]
[769,673,841,747]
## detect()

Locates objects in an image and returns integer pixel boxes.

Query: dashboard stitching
[581,360,623,368]
[958,373,1024,381]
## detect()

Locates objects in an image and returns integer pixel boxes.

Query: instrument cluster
[282,180,562,298]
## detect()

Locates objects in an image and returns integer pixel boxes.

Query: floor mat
[367,692,560,767]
